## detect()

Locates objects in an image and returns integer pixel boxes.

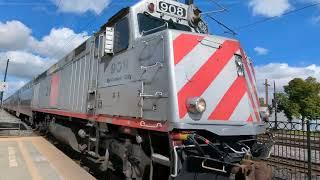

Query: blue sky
[0,0,320,97]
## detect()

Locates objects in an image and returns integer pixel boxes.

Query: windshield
[138,13,191,35]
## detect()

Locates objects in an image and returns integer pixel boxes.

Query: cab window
[114,17,130,53]
[138,13,191,35]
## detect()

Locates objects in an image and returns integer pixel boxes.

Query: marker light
[148,3,155,13]
[235,55,245,77]
[186,97,206,114]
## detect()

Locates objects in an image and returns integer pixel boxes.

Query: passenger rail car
[3,0,271,179]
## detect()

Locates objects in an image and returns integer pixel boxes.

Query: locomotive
[3,0,272,179]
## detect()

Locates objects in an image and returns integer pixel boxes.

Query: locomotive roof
[100,7,130,32]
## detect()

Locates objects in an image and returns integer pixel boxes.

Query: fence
[259,119,320,180]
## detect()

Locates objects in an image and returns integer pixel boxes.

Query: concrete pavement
[0,110,96,180]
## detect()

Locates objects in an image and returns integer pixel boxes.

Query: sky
[0,0,320,99]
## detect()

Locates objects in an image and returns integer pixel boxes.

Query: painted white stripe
[248,64,260,115]
[229,93,251,122]
[8,146,18,167]
[182,55,239,121]
[244,55,258,95]
[248,59,257,81]
[247,59,260,104]
[174,38,224,91]
[243,60,259,122]
[237,49,259,121]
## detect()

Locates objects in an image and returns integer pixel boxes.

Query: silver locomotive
[3,0,271,179]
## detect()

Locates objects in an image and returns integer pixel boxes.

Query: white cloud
[0,51,53,79]
[255,63,320,97]
[29,28,89,59]
[52,0,112,14]
[0,20,89,59]
[254,46,269,55]
[0,20,89,99]
[249,0,292,17]
[0,20,32,50]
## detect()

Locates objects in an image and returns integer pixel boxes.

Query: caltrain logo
[173,33,261,122]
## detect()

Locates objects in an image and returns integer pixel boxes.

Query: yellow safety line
[18,140,42,180]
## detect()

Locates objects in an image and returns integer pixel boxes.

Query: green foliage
[276,77,320,121]
[259,97,266,107]
[275,92,300,121]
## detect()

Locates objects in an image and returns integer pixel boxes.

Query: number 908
[159,2,186,18]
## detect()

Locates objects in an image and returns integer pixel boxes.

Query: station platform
[0,109,33,136]
[0,110,96,180]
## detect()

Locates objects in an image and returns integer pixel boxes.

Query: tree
[276,77,320,128]
[259,97,266,107]
[275,93,300,122]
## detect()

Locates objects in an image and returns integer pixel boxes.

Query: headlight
[186,97,206,114]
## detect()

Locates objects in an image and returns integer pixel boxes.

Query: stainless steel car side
[3,0,271,179]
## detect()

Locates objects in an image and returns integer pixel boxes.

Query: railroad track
[273,140,320,151]
[259,137,320,151]
[267,155,320,175]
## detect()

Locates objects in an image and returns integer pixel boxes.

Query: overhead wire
[200,0,228,15]
[207,0,227,12]
[205,15,237,36]
[235,1,320,31]
[56,0,61,9]
[200,0,237,36]
[202,1,320,36]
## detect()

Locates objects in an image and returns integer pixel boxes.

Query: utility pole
[0,59,10,107]
[273,81,278,129]
[264,79,270,106]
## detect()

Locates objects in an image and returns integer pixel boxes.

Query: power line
[235,2,320,31]
[205,15,237,36]
[56,0,61,9]
[207,0,227,12]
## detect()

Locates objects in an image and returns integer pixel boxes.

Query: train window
[138,13,191,35]
[75,42,86,57]
[114,17,129,53]
[99,35,104,57]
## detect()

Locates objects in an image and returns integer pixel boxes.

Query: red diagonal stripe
[247,115,253,122]
[173,34,204,65]
[208,77,247,120]
[178,40,240,118]
[50,73,60,107]
[240,49,255,94]
[240,49,261,121]
[242,51,259,104]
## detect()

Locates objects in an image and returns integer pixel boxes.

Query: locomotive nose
[171,32,261,125]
